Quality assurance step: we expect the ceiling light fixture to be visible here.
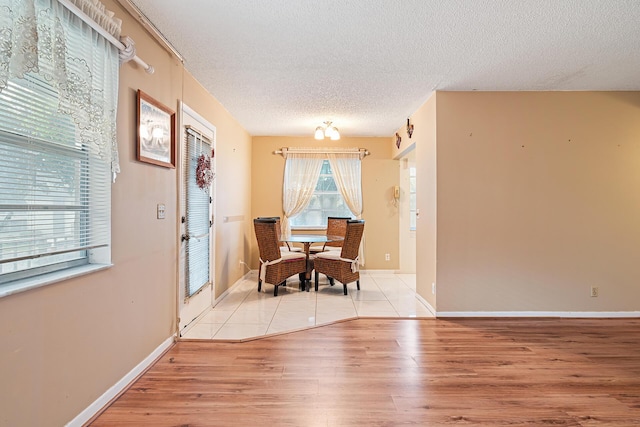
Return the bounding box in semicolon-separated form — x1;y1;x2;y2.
314;121;340;140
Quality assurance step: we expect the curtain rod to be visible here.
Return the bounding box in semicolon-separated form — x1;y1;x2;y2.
274;148;370;157
58;0;154;74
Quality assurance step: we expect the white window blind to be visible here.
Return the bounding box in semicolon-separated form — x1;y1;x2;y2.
184;129;212;297
0;0;119;287
0;74;111;284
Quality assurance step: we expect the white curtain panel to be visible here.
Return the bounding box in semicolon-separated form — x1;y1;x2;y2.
282;153;324;236
328;153;365;266
0;0;121;179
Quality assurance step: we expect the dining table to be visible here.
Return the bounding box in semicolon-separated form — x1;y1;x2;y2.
281;234;344;290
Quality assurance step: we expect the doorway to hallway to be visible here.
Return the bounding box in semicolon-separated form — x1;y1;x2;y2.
398;149;416;273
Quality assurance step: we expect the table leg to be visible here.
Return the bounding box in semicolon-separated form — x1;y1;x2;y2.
303;242;312;291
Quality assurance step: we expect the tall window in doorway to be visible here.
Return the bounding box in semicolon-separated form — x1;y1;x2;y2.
409;167;417;230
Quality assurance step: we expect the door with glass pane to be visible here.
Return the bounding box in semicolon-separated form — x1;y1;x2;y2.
178;105;216;333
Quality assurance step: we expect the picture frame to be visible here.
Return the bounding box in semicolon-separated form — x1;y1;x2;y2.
137;89;176;168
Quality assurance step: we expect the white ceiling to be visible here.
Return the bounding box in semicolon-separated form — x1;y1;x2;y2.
127;0;640;137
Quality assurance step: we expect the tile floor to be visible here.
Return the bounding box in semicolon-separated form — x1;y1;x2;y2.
181;271;433;340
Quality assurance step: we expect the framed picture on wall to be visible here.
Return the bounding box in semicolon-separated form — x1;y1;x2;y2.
136;89;176;168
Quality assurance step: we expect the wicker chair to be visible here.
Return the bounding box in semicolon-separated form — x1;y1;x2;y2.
257;216;302;253
309;216;350;254
254;218;307;296
314;220;364;295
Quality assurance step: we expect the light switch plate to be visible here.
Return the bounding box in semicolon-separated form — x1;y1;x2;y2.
157;204;166;219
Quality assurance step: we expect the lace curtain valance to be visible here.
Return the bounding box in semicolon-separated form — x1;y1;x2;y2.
0;0;121;180
65;0;122;38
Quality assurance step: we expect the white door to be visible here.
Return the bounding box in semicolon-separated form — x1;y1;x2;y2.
178;104;216;334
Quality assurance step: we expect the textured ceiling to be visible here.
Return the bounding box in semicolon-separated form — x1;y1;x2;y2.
127;0;640;137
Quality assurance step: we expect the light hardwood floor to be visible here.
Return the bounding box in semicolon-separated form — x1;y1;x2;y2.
91;318;640;426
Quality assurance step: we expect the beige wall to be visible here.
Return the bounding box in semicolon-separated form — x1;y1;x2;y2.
434;91;640;313
251;136;399;270
413;94;438;309
393;94;437;308
0;1;252;425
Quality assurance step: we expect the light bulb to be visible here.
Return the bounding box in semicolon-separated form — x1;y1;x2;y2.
314;126;325;140
324;125;334;139
330;127;340;140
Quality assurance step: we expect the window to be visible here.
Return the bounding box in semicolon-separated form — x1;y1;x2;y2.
290;160;353;228
0;76;111;286
0;1;120;289
409;167;417;230
184;129;213;298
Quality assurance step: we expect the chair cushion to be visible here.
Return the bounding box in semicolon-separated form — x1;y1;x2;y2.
315;250;359;273
280;251;306;261
315;251;342;260
310;245;341;253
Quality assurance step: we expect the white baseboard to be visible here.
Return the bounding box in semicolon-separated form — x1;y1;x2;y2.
211;284;234;307
66;335;175;427
415;293;436;317
436;311;640;318
212;270;257;307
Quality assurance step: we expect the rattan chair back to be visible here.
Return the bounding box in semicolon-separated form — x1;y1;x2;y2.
325;216;350;247
257;216;282;242
340;220;364;260
257;216;300;252
254;218;282;262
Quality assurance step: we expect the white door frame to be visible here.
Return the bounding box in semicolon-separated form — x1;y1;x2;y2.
177;102;216;333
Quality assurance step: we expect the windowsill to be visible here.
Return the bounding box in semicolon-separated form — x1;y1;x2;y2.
0;263;113;299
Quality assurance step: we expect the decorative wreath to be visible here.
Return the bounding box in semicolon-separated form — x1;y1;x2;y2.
195;149;215;191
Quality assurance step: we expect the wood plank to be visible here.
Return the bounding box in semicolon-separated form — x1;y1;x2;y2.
90;318;640;426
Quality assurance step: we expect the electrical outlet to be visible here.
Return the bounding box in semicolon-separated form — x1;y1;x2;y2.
432;283;436;294
590;286;599;297
156;203;165;219
385;253;390;261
